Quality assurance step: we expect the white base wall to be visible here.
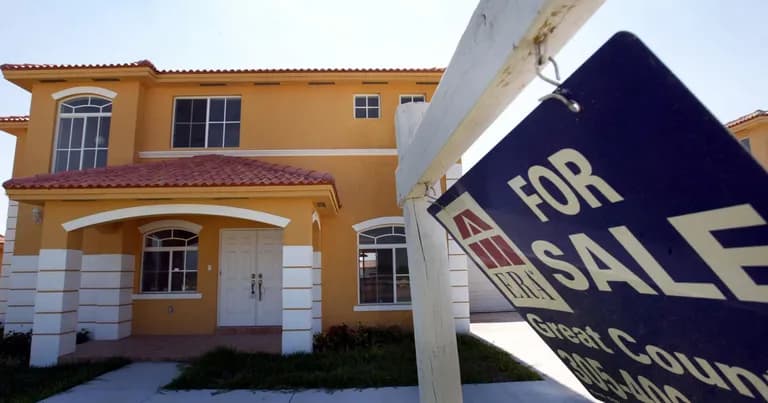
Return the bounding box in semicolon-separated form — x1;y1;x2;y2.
312;251;322;334
78;254;134;340
0;201;19;324
282;245;313;354
4;254;38;335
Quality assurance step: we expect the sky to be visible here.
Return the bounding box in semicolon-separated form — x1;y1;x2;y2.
0;0;766;234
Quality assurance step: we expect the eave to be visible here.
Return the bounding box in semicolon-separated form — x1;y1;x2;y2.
5;184;341;214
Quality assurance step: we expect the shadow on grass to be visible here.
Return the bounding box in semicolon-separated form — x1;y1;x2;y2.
0;357;130;403
167;334;540;390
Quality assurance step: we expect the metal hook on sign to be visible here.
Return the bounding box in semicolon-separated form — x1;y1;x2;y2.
535;43;581;113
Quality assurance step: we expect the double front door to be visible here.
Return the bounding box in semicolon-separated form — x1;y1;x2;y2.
218;229;282;326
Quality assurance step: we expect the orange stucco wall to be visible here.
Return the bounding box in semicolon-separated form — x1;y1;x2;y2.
3;71;442;335
731;118;768;170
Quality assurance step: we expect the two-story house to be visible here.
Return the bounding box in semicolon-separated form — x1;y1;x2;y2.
0;61;478;366
727;109;768;169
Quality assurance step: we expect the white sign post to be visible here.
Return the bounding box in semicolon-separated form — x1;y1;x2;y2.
395;1;603;402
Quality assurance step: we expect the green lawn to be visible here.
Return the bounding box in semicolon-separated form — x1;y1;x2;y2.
167;334;540;390
0;357;130;403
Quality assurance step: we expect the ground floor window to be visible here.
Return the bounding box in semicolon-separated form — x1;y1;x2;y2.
358;225;411;304
141;229;199;292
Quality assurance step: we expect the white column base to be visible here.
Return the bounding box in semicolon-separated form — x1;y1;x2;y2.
30;332;76;367
282;246;313;354
312;252;322;334
78;254;134;340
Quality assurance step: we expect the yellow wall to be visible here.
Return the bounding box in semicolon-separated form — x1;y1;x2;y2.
731;118;768;169
4;71;440;334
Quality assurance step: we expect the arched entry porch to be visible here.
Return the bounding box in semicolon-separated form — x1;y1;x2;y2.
25;200;318;366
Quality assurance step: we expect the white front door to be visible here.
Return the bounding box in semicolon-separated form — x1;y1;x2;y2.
219;229;283;326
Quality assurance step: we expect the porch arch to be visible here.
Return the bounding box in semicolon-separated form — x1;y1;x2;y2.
62;204;291;231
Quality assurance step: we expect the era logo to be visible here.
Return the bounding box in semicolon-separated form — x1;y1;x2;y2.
453;209;524;268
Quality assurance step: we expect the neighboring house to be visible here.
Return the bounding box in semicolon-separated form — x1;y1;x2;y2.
727;109;768;169
0;61;482;366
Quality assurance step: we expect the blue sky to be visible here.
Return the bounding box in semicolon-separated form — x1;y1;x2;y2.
0;0;766;233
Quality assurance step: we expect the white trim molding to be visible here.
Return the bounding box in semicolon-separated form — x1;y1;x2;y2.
138;148;398;159
52;86;118;100
352;216;405;232
132;293;202;300
354;304;412;312
62;204;291;231
139;219;202;234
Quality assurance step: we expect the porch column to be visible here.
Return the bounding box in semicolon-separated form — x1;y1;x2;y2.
0;200;17;323
5;202;40;335
79;224;133;340
445;163;470;333
311;216;322;334
30;214;82;367
281;210;314;354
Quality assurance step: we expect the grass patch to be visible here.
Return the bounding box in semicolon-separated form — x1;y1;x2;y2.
0;328;130;403
0;357;130;403
167;329;540;390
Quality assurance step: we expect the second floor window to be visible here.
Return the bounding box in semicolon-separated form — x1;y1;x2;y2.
173;97;241;148
53;96;112;173
400;94;425;104
354;95;380;119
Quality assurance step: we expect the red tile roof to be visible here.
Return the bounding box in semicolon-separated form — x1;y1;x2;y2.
726;109;768;128
1;60;443;74
3;155;336;191
0;115;29;123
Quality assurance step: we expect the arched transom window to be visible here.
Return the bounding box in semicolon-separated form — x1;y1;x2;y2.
53;96;111;173
141;229;199;293
358;225;410;304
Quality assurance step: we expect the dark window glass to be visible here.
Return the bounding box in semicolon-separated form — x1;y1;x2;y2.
186;250;198;270
393;226;405;235
191;99;207;123
396;276;411;302
355;96;366;107
184;272;197;291
54;151;68;173
395;248;408;274
175;100;192;123
84;117;99;147
153;230;173;239
355;108;366;118
103;104;112;113
68;150;81;171
368;96;379;107
224;123;240;147
60;105;73;113
173;124;190;147
83;150;96;168
414;96;425;102
97;117;110;146
359;236;375;245
378;235;405;244
187;236;199;246
71;118;84;148
225;98;241;121
160;238;187;247
208;123;224;147
368;108;379;119
90;97;109;106
190;124;206;147
57;118;72;148
362;226;393;238
68;97;89;107
209;99;225;121
96;150;108;168
75;105;100;113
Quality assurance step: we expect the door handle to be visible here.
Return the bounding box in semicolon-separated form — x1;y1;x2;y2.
258;273;263;301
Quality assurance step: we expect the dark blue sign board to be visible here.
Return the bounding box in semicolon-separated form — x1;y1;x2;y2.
429;32;768;402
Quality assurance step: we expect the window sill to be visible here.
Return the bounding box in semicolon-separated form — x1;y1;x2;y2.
353;304;412;312
132;293;202;300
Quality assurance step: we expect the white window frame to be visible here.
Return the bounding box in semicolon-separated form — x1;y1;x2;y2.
399;94;426;104
51;95;112;173
139;229;200;294
355;223;411;307
739;137;751;153
353;94;381;119
171;96;241;148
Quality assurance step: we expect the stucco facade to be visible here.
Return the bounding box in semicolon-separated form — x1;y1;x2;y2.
0;62;474;366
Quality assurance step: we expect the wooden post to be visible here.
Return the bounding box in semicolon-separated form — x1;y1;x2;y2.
397;103;463;403
395;1;603;402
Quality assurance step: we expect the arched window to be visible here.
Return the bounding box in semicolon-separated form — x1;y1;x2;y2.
141;229;199;293
357;225;410;304
53;96;111;173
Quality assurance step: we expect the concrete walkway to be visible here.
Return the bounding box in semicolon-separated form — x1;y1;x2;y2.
44;361;588;403
44;312;594;402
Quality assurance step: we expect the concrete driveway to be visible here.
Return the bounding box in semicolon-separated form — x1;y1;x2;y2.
471;311;598;402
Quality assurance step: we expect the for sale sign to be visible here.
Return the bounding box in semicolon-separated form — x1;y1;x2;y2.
429;32;768;402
